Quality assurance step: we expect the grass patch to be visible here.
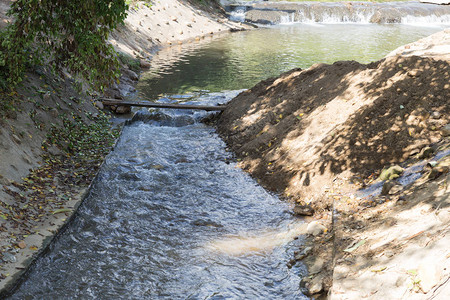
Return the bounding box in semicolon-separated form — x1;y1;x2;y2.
117;52;141;73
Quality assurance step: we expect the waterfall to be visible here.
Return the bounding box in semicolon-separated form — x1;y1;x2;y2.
229;6;247;23
226;2;450;25
280;12;295;24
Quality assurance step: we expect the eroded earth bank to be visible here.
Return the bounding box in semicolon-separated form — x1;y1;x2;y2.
217;29;450;298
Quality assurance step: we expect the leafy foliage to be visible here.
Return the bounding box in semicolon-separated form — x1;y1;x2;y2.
0;0;128;89
44;112;120;162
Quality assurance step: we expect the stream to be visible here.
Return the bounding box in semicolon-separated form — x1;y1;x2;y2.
9;10;448;300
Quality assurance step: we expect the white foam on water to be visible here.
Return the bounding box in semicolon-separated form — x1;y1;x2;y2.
401;14;450;26
229;6;247;23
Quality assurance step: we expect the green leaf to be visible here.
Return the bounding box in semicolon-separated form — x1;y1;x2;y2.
52;208;72;214
343;240;366;253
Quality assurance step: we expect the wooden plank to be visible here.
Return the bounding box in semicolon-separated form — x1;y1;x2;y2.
101;98;226;111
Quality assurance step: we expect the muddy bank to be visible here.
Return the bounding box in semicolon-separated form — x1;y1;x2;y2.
217;29;450;297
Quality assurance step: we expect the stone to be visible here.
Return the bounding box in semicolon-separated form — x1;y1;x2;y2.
286;259;296;269
428;166;449;180
103;87;122;100
431;111;441;119
122;69;139;81
175;157;189;164
309;258;324;275
417;146;434;159
379;165;404;181
307;221;327;236
94;101;104;110
118;83;136;97
303;246;312;255
308;276;324;295
389;184;403;195
18;241;26;249
381;180;396;195
301;276;323;296
294;246;312;261
441;124;450;137
409;148;420;156
334;265;351;280
2;252;16;263
293;204;314;216
115;105;131;114
396;196;407;205
140;59;151;69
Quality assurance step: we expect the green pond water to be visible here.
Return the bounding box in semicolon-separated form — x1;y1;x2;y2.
137;23;445;99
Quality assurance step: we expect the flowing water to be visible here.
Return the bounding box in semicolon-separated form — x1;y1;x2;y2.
11;92;307;299
9;15;448;300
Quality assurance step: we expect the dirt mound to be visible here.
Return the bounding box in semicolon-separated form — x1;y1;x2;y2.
218;55;450;210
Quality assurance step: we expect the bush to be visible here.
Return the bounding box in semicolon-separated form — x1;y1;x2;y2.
0;0;128;90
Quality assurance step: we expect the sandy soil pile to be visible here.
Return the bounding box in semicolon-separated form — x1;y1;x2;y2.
218;30;450;298
218;50;449;211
